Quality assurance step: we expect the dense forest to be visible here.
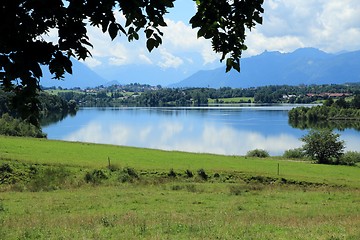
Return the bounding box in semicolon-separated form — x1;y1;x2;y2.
0;90;78;137
0;90;77;119
289;95;360;130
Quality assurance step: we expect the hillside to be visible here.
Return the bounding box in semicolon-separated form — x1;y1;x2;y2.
40;59;107;89
170;48;360;88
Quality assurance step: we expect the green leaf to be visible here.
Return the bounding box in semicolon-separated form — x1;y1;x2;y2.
225;58;233;73
63;57;73;75
232;61;240;72
31;63;42;78
146;38;157;52
197;27;207;38
108;22;118;40
145;29;154;39
118;24;127;35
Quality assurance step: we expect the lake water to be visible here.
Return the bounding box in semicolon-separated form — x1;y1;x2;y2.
42;105;360;156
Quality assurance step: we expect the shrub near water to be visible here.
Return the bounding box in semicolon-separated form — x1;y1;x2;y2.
0;113;46;138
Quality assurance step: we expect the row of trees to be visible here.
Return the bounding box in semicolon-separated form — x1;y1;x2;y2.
56;83;360;107
289;95;360;127
288;95;360;132
254;84;360;103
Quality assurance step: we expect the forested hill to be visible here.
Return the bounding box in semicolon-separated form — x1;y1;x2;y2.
170;48;360;88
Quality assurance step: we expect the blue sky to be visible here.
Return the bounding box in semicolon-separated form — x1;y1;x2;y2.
46;0;360;85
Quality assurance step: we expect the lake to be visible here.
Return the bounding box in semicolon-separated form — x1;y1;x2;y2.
42;105;360;156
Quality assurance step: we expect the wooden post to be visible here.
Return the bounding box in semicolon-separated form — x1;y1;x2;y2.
108;157;111;168
277;163;280;176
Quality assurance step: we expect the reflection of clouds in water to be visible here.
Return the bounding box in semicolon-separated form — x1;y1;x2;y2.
108;125;131;145
160;121;184;142
341;133;360;152
139;126;153;142
65;122;104;143
65;121;303;156
165;125;301;156
65;122;130;145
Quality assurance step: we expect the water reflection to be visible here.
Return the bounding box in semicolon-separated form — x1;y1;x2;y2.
64;120;301;156
43;107;360;156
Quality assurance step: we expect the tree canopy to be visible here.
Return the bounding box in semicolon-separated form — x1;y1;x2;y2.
0;0;264;125
301;129;345;165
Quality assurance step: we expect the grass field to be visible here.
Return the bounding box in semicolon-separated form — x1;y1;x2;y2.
45;89;84;95
1;136;359;239
208;97;254;104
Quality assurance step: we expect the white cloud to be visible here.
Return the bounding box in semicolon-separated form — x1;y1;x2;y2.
245;0;360;55
138;54;153;64
162;19;218;65
109;57;127;66
245;31;304;56
82;57;102;68
201;46;221;65
157;49;184;69
162;19;201;49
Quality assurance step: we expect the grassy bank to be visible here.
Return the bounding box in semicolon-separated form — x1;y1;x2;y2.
0;136;359;239
1;136;359;187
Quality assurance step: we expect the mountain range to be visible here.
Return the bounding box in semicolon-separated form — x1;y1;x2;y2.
39;48;360;89
170;48;360;88
40;60;107;89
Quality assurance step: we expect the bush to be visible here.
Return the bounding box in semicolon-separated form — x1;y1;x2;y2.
107;164;120;172
0;113;46;138
246;149;270;158
213;173;220;178
338;151;360;166
118;167;139;183
185;169;193;178
29;166;70;191
85;169;108;184
301;129;345;164
168;168;176;178
283;148;305;159
197;169;208;181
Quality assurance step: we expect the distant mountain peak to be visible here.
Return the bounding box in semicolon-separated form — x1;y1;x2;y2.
290;47;330;58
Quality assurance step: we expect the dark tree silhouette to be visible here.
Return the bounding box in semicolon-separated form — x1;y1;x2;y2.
0;0;264;125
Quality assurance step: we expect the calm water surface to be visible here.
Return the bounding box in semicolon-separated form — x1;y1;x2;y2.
42;105;360;156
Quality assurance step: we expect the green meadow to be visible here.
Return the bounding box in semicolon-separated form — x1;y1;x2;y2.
208;97;254;103
0;136;359;239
